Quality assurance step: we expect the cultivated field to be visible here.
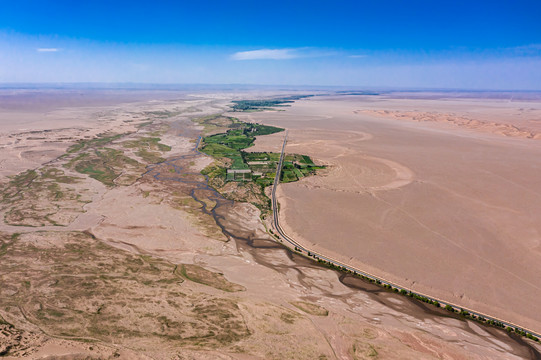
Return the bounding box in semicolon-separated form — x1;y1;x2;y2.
197;114;324;214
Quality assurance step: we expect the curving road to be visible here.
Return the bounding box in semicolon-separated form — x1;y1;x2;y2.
270;131;541;341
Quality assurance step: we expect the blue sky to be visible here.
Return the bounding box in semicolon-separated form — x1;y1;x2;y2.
1;0;540;89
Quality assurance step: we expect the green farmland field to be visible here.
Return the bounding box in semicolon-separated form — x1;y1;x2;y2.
197;111;323;213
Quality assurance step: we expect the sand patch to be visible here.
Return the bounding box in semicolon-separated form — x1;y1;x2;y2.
245;96;541;334
358;109;541;139
299;154;414;193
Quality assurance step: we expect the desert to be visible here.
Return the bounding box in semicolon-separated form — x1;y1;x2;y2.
240;92;541;336
0;89;540;359
3;0;541;358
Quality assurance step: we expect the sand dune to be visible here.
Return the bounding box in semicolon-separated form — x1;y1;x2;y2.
358;109;541;139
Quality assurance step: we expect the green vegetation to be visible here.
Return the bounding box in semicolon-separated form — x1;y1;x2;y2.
367;344;378;357
71;148;143;186
280;312;296;324
193;114;242;134
0;231;251;348
143;110;184;118
199;121;319;184
201;122;283;157
336;91;380;96
122;136;171;163
198;115;323;214
64;133;171;187
0;233;18;257
199;121;283;188
0;314;10;326
290;301;329;316
136;121;152;128
231;95;313;112
135;148;166;163
176;264;245;292
0;168;84;227
67;133;125;154
2;169;38;194
201;163;227;179
40;167;78;183
279;156;324;184
123;136;171;152
351;342;378;359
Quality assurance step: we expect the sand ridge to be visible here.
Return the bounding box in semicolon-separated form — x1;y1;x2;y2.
357;109;541;139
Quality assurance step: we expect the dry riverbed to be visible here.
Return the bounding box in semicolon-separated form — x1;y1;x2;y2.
0;89;539;359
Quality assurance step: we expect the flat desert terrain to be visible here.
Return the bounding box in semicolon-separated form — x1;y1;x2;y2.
1;89;540;359
240;92;541;336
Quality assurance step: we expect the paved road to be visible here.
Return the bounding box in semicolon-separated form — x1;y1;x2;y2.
270;131;540;341
271;131;288;239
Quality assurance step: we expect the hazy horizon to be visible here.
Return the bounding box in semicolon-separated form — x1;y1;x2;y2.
1;1;540;90
2;82;541;94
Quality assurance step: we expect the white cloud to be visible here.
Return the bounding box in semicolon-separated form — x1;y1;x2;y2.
231;48;299;60
230;48;340;61
349;54;368;58
36;48;59;52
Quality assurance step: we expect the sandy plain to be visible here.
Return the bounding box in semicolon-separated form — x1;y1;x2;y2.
239;93;541;337
0;89;540;359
